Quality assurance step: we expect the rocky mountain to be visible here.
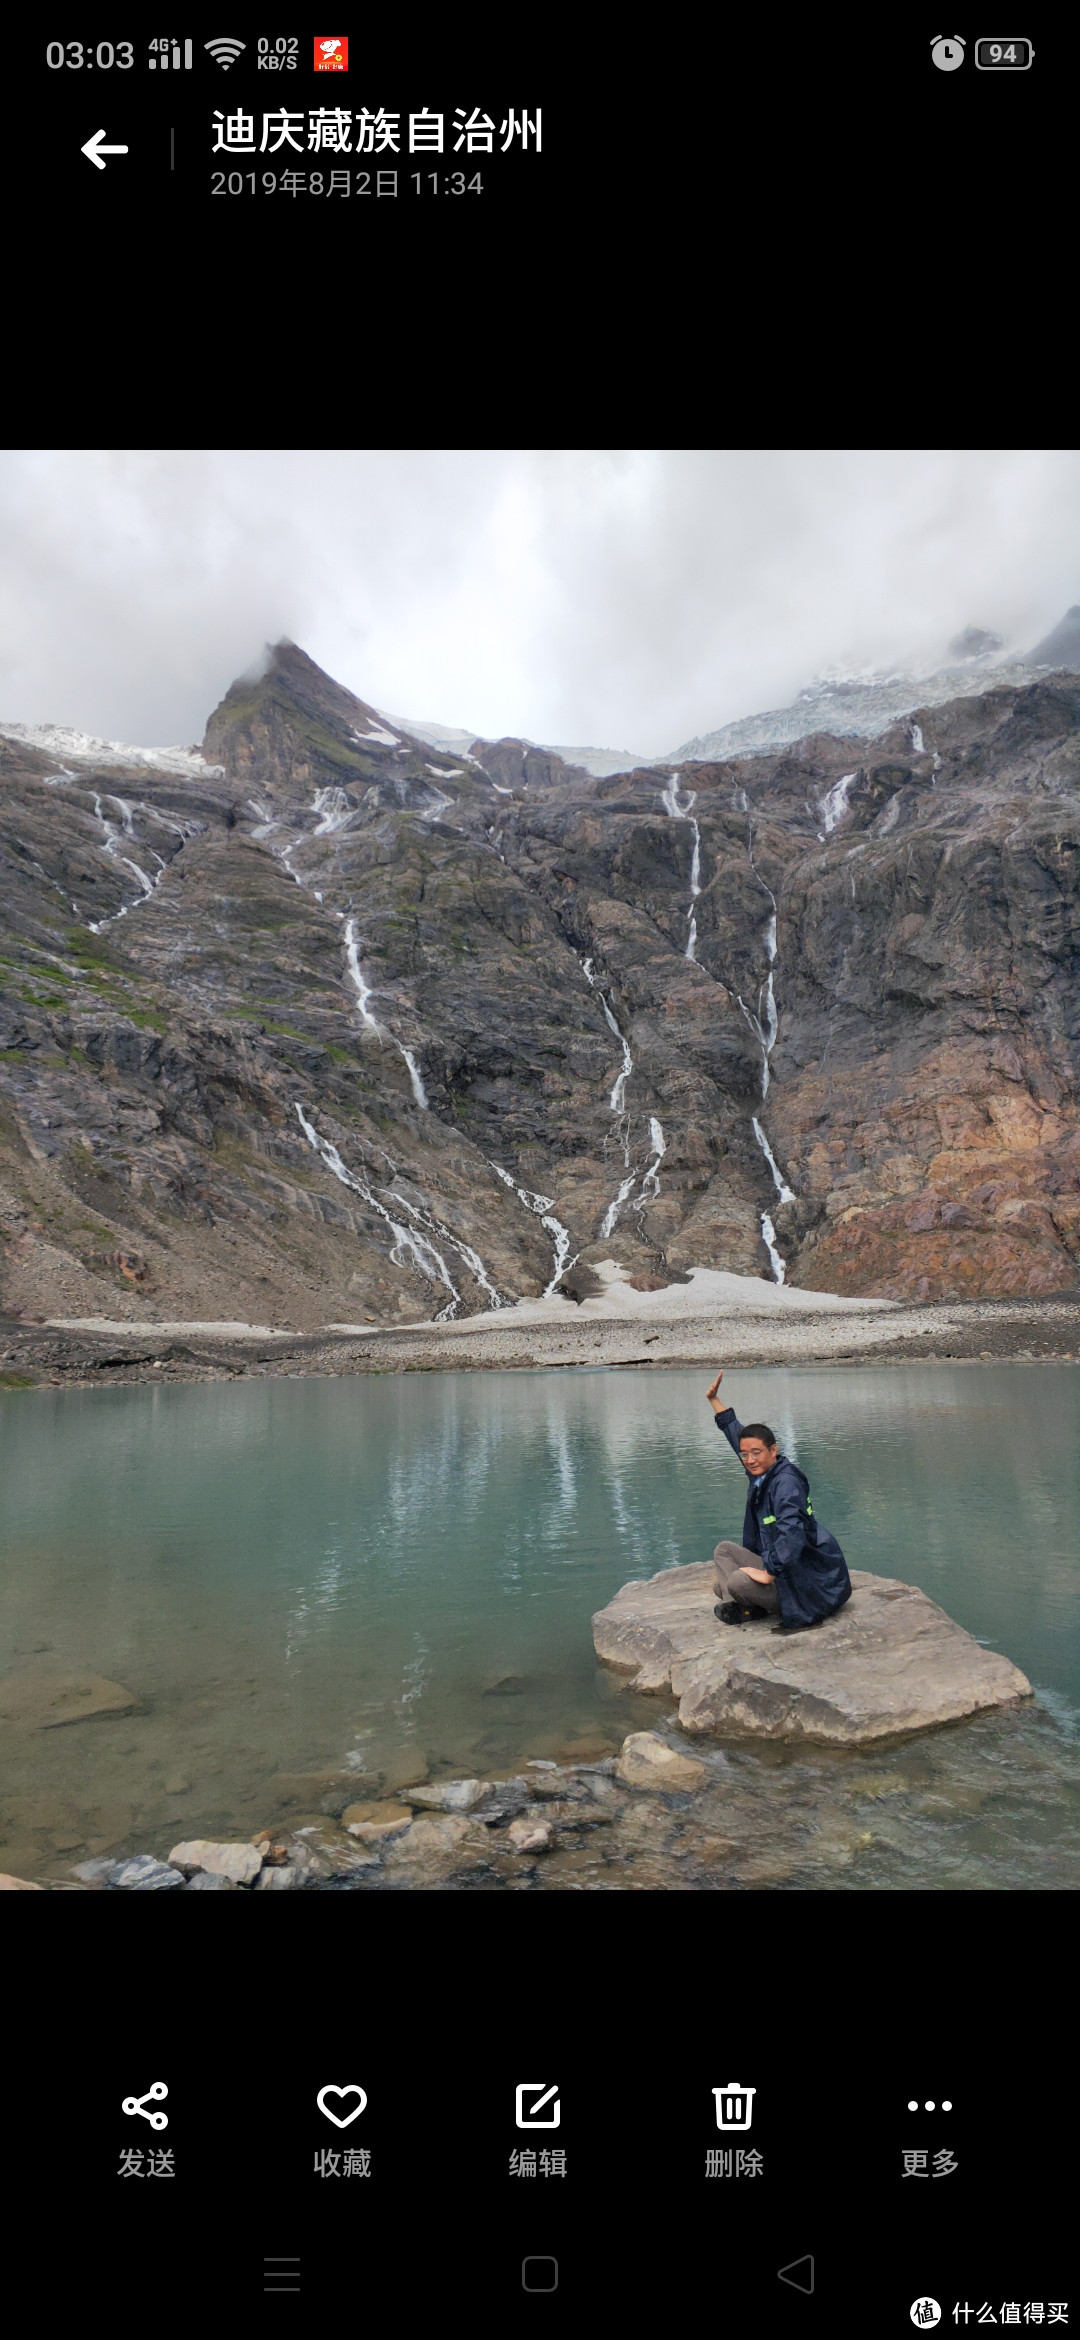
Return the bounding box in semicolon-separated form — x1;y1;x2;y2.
665;608;1080;766
1;636;1079;1329
376;710;648;781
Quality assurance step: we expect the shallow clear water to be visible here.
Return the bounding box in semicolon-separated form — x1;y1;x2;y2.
2;1362;1079;1888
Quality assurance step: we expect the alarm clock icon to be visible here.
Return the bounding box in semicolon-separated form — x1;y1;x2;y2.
931;34;966;69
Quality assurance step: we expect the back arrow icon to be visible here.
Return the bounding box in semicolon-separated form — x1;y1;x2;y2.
82;129;129;169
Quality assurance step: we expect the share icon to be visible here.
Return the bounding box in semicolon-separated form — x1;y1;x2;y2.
122;2082;169;2131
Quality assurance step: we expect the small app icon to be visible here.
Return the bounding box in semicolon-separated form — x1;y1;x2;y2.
317;2083;367;2129
713;2081;755;2132
314;36;348;70
122;2082;169;2130
910;2303;942;2329
516;2082;560;2130
930;35;965;70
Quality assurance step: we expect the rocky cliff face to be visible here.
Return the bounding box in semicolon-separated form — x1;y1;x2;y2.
2;640;1078;1328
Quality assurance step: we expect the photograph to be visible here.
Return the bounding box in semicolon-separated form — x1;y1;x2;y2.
3;449;1078;1914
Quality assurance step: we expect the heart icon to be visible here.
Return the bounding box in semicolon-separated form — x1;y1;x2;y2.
317;2083;367;2129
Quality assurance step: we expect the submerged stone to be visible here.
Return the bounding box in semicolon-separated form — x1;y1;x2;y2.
384;1815;476;1863
615;1731;707;1790
508;1817;553;1852
593;1564;1033;1746
405;1778;489;1812
0;1655;140;1729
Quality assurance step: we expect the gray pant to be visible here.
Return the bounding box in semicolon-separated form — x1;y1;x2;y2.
713;1540;780;1616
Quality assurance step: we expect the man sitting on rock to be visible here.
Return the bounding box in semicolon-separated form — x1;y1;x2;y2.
706;1372;852;1637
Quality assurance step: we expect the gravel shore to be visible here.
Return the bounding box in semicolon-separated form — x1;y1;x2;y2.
4;1267;1079;1387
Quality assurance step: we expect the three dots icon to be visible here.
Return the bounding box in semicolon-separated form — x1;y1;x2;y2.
907;2099;952;2112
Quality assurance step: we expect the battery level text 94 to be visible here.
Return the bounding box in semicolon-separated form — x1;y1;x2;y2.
974;38;1034;67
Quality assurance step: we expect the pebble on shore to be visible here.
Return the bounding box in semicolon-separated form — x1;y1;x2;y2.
48;1744;702;1889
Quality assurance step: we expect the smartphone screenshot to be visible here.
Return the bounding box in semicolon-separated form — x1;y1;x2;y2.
1;36;1075;2295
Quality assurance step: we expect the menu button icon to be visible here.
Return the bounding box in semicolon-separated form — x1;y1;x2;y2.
263;2258;301;2296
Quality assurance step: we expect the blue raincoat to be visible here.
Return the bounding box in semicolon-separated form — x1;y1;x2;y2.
715;1407;851;1628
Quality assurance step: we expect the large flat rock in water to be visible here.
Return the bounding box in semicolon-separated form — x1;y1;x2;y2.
0;1654;141;1729
592;1565;1032;1745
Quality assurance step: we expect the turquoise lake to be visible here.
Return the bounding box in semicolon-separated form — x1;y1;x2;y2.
2;1361;1079;1888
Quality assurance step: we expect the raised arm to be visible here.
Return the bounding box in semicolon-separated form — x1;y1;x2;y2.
706;1372;744;1460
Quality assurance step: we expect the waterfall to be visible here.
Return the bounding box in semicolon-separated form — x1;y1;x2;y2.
736;995;771;1100
343;916;428;1107
582;953;642;1215
295;1104;459;1319
582;957;633;1114
399;1049;429;1111
541;1215;577;1297
600;1173;637;1240
752;1117;795;1204
343;918;383;1038
761;1213;786;1284
731;796;790;1284
489;1160;574;1297
85;792;166;931
910;724;924;754
489;1161;555;1214
761;968;778;1055
296;1104;506;1316
387;1178;502;1308
819;773;857;835
661;774;701;960
641;1116;666;1199
311;786;354;835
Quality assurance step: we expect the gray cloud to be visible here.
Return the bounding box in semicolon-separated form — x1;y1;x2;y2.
1;449;1077;754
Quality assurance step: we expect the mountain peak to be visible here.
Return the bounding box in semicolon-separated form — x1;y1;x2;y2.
1023;606;1080;669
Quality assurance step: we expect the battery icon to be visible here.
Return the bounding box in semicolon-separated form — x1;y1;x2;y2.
974;37;1034;66
149;39;193;69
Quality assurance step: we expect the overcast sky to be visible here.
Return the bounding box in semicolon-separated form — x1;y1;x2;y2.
2;450;1077;756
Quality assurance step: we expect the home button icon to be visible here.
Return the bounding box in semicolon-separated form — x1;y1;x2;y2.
522;2257;558;2292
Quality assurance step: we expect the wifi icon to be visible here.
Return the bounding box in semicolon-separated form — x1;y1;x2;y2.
205;36;246;69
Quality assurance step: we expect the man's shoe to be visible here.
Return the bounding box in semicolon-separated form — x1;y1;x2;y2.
715;1602;746;1624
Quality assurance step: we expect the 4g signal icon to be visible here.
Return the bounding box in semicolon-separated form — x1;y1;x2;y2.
148;39;192;69
205;36;246;69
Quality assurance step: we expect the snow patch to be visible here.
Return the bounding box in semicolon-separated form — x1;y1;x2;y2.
351;722;401;749
0;721;224;778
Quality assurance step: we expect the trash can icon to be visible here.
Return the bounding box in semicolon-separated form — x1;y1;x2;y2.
713;2081;755;2132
